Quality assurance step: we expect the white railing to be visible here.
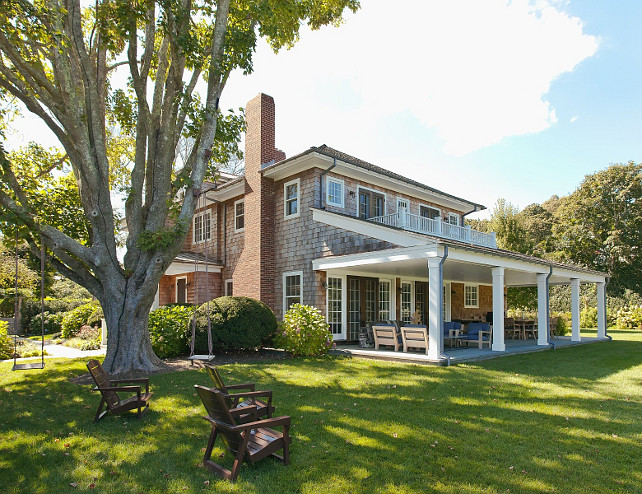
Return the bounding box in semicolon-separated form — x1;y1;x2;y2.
369;210;497;248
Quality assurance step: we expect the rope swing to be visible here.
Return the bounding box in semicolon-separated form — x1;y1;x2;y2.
189;187;214;365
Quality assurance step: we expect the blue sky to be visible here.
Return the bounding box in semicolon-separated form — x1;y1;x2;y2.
219;0;642;219
9;1;641;220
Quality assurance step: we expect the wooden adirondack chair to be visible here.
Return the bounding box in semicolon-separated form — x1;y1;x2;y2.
204;364;274;418
195;385;291;481
86;359;153;422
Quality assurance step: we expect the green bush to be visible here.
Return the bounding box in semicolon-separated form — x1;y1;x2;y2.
19;298;90;330
61;302;99;339
86;306;104;328
580;307;598;329
193;296;277;352
28;311;65;335
615;306;642;329
148;305;195;358
276;304;333;357
0;320;13;359
552;311;570;336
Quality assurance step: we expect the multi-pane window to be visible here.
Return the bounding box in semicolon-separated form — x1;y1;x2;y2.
193;211;211;244
464;284;479;308
327;177;344;207
327;277;343;336
284;272;302;313
234;199;245;231
378;280;391;320
364;279;377;323
401;282;412;323
420;205;440;220
359;189;385;219
448;213;460;225
284;179;300;218
348;278;360;340
225;280;233;296
397;198;409;212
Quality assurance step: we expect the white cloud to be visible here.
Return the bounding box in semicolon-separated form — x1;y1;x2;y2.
221;0;599;156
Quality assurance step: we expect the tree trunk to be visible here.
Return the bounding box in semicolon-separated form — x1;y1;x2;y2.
100;281;162;376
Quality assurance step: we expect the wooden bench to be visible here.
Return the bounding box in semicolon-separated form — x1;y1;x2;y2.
401;325;429;354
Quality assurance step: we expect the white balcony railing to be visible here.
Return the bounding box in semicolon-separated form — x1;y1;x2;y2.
369;210;497;248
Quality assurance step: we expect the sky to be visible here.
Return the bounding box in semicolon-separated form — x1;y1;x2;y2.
9;0;642;220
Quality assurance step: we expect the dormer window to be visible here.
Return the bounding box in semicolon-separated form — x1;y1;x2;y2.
193;210;211;244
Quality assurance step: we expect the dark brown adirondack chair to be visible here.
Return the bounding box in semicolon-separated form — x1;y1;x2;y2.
195;385;291;482
204;364;274;419
86;359;153;422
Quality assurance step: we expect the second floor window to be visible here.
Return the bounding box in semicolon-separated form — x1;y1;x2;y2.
447;213;460;225
420;205;440;220
235;199;245;232
284;178;300;218
193;211;211;244
359;189;385;219
326;177;344;207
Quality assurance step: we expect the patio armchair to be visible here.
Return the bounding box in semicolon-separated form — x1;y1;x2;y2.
372;323;401;351
524;320;537;339
504;317;519;339
400;324;429;354
461;322;492;349
443;321;462;347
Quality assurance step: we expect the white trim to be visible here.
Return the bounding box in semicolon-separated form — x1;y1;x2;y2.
444;282;451;322
225;279;233;296
284;178;301;219
464;283;479;308
357;185;387;218
400;279;414;322
326;176;345;208
448;212;460;226
326;275;347;340
192;210;212;244
283;270;304;314
175;276;188;304
234;198;245;232
377;277;396;320
397;197;409;212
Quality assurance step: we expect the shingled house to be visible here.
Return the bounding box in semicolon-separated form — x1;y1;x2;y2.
154;93;608;360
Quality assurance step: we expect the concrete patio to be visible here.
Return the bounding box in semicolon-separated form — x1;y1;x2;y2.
331;335;610;366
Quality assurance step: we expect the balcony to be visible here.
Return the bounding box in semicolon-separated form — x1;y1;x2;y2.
368;210;497;248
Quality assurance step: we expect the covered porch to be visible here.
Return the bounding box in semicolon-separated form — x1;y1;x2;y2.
312;243;609;363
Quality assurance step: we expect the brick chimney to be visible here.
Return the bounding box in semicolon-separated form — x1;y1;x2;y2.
234;93;285;310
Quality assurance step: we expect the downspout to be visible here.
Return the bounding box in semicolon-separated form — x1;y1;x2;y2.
319;158;337;209
461;205;479;221
546;265;555;349
439;245;450;365
604;276;612;341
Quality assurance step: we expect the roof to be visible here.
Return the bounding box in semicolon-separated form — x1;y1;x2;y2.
262;144;486;212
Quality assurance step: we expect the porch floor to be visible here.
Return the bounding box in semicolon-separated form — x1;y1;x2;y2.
331;336;609;366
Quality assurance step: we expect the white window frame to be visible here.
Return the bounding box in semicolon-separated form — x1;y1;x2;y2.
283;270;303;314
225;279;233;296
175;276;188;304
464;283;479;308
326;275;347;339
192;210;211;244
448;212;460;226
400;280;414;323
377;278;395;321
419;203;441;220
234;198;245;232
443;282;451;322
284;178;301;219
326;176;344;208
397;197;409;213
357;186;387;219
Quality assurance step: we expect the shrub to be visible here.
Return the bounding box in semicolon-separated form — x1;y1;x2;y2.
276;304;333;357
63;325;101;351
28;311;65;335
0;320;13;359
615;306;642;329
193;297;277;352
580;307;598;329
61;302;99;339
148;305;195;358
551;311;570;336
86;306;104;328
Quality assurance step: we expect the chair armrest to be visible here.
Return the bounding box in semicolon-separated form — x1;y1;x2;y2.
229;405;259;418
93;385;141;392
235;415;291;430
111;378;150;393
225;382;256;392
227;390;272;400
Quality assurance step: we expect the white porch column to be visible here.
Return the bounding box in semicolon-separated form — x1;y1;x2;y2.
537;273;549;346
597;281;607;338
427;257;443;360
491;267;505;352
571;278;581;341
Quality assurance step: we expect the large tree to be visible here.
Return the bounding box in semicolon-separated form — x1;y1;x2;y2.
0;0;359;374
554;161;642;295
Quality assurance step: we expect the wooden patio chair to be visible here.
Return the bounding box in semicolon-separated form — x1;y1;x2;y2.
372;323;400;351
524;321;537;339
401;325;429;354
195;385;291;482
86;359;153;422
461;322;492;349
504;317;519;339
443;321;462;347
204;364;274;419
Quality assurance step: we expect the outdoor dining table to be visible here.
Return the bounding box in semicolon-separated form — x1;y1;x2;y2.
513;319;536;339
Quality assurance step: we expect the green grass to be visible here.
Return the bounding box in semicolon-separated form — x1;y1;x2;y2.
1;330;641;493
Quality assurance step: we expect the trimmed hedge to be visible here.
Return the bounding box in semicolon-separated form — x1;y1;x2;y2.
193;296;277;353
148;305;195;358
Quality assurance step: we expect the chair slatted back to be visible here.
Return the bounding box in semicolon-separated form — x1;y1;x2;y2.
204;365;229;394
87;360;120;408
195;385;243;454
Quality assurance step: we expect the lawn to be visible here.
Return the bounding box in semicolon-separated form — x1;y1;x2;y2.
1;330;641;493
